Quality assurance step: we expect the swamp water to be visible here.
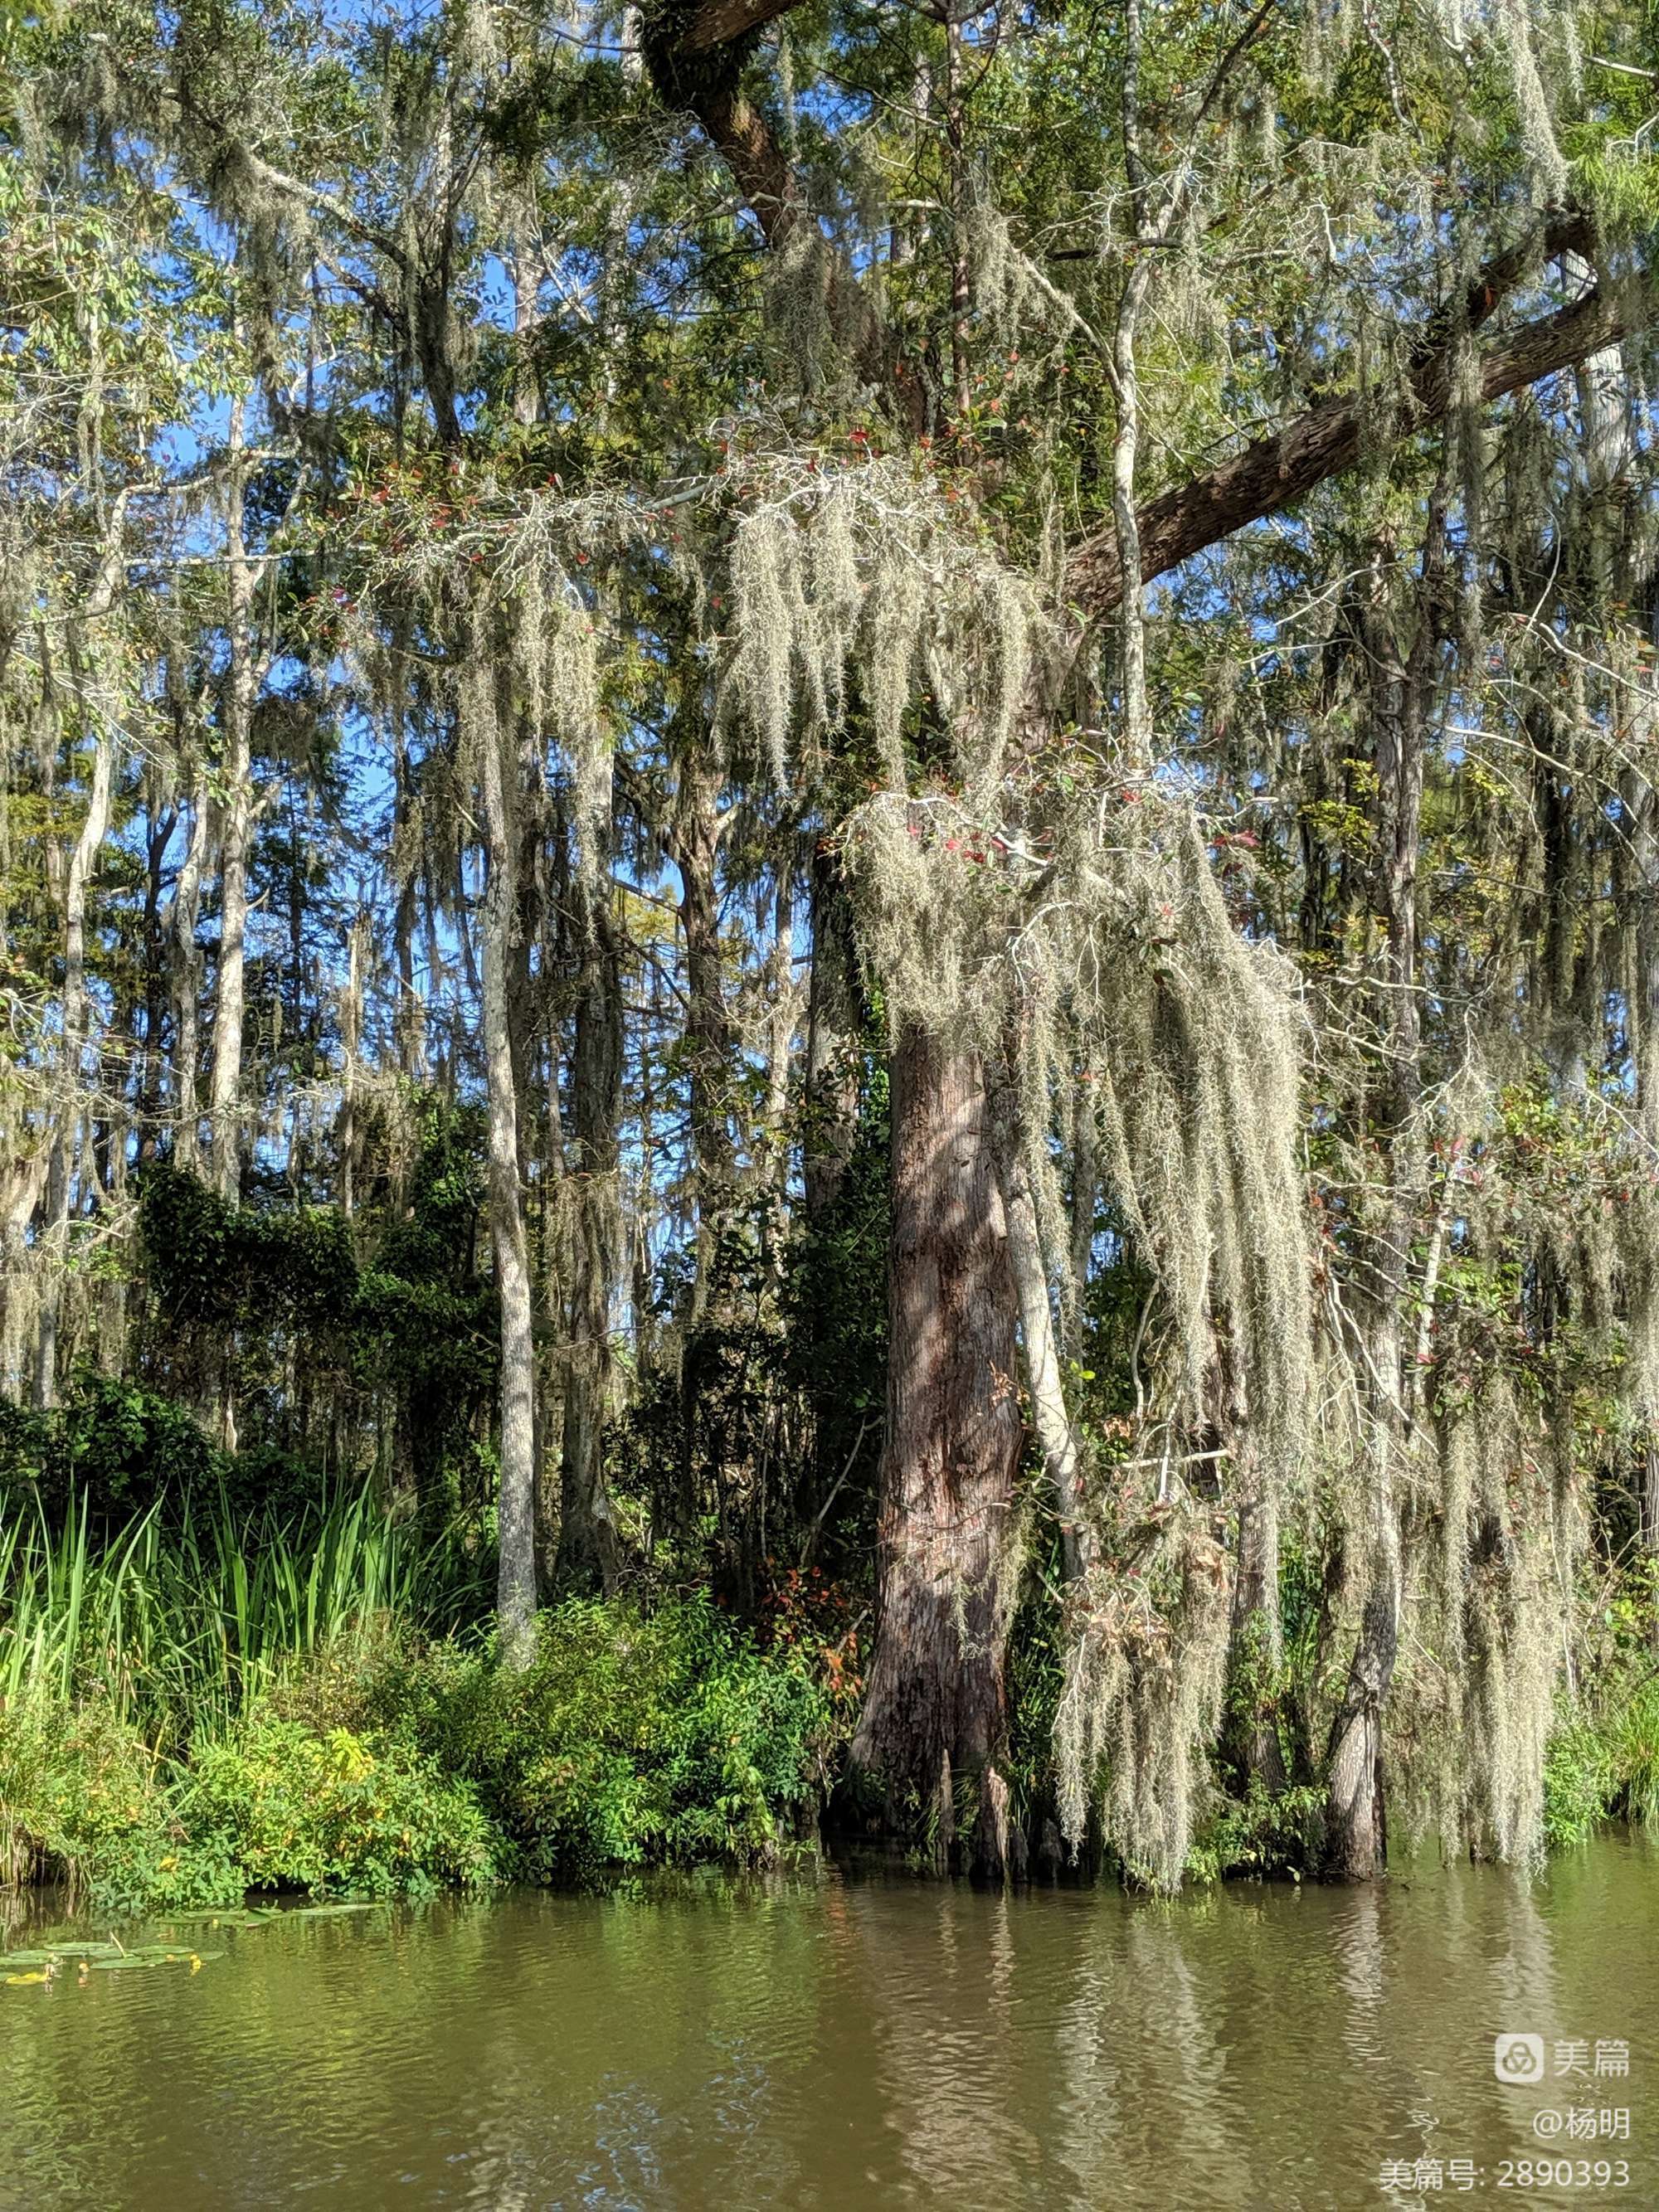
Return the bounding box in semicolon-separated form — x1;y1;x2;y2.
1;1836;1656;2210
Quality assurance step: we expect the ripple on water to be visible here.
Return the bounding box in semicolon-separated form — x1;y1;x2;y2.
1;1840;1654;2211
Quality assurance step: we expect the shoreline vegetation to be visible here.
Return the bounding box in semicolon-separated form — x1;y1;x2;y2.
0;1485;834;1913
2;1476;1656;1918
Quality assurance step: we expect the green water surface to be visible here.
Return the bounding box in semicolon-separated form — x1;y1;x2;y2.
2;1837;1656;2210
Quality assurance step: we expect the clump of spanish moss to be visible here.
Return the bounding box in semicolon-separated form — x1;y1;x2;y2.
721;454;1039;791
843;784;1313;1468
1053;1508;1233;1889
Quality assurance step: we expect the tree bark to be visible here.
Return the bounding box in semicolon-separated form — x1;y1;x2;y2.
849;1032;1025;1877
802;843;862;1224
1071;215;1637;615
137;793;176;1159
1220;1329;1288;1798
35;726;114;1407
557;885;624;1592
209;406;255;1202
35;493;129;1404
471;649;539;1665
165;756;209;1173
1322;505;1439;1875
667;734;737;1291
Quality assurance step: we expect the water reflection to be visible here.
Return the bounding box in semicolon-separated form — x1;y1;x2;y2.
0;1839;1652;2210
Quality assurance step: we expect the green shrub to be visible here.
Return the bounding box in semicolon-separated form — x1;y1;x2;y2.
1545;1670;1659;1845
1543;1715;1614;1849
0;1694;170;1900
1186;1780;1326;1884
374;1595;830;1884
182;1714;499;1898
0;1691;501;1910
2;1495;830;1910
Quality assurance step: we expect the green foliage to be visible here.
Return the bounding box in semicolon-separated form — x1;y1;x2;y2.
626;1192;810;1600
1544;1555;1659;1848
371;1595;830;1885
129;1107;499;1531
140;1164;358;1335
1544;1675;1659;1848
1;1496;825;1910
0;1487;482;1733
0;1693;497;1910
181;1715;499;1899
783;1057;889;1576
1005;1578;1065;1837
1185;1782;1326;1886
0;1694;172;1902
0;1369;320;1523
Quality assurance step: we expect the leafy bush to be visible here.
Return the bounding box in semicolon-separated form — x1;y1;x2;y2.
374;1595;830;1884
1186;1781;1326;1884
0;1371;331;1525
1;1489;832;1911
0;1694;169;1900
1545;1670;1659;1846
182;1714;499;1898
0;1694;499;1909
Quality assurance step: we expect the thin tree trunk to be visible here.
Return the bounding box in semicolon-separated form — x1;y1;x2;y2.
137;796;176;1159
1065;1082;1097;1362
35;727;114;1407
36;491;129;1404
1219;1326;1288;1798
1323;500;1440;1875
209;405;255;1201
471;649;539;1665
557;886;624;1592
668;734;737;1299
172;772;210;1166
986;1051;1090;1582
338;912;366;1218
802;842;862;1224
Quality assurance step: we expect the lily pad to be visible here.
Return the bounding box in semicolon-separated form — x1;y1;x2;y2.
85;1947;221;1972
158;1911;281;1932
0;1942;126;1967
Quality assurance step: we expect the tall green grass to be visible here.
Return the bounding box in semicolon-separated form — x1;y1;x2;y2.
0;1488;486;1742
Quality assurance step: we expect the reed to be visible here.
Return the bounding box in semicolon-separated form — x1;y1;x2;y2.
0;1487;484;1740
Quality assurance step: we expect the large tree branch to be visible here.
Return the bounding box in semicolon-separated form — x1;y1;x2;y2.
693;81;803;250
681;0;808;51
1073;236;1647;615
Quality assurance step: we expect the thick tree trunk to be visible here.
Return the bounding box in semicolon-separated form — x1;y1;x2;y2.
1324;1573;1398;1877
849;1032;1024;1878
